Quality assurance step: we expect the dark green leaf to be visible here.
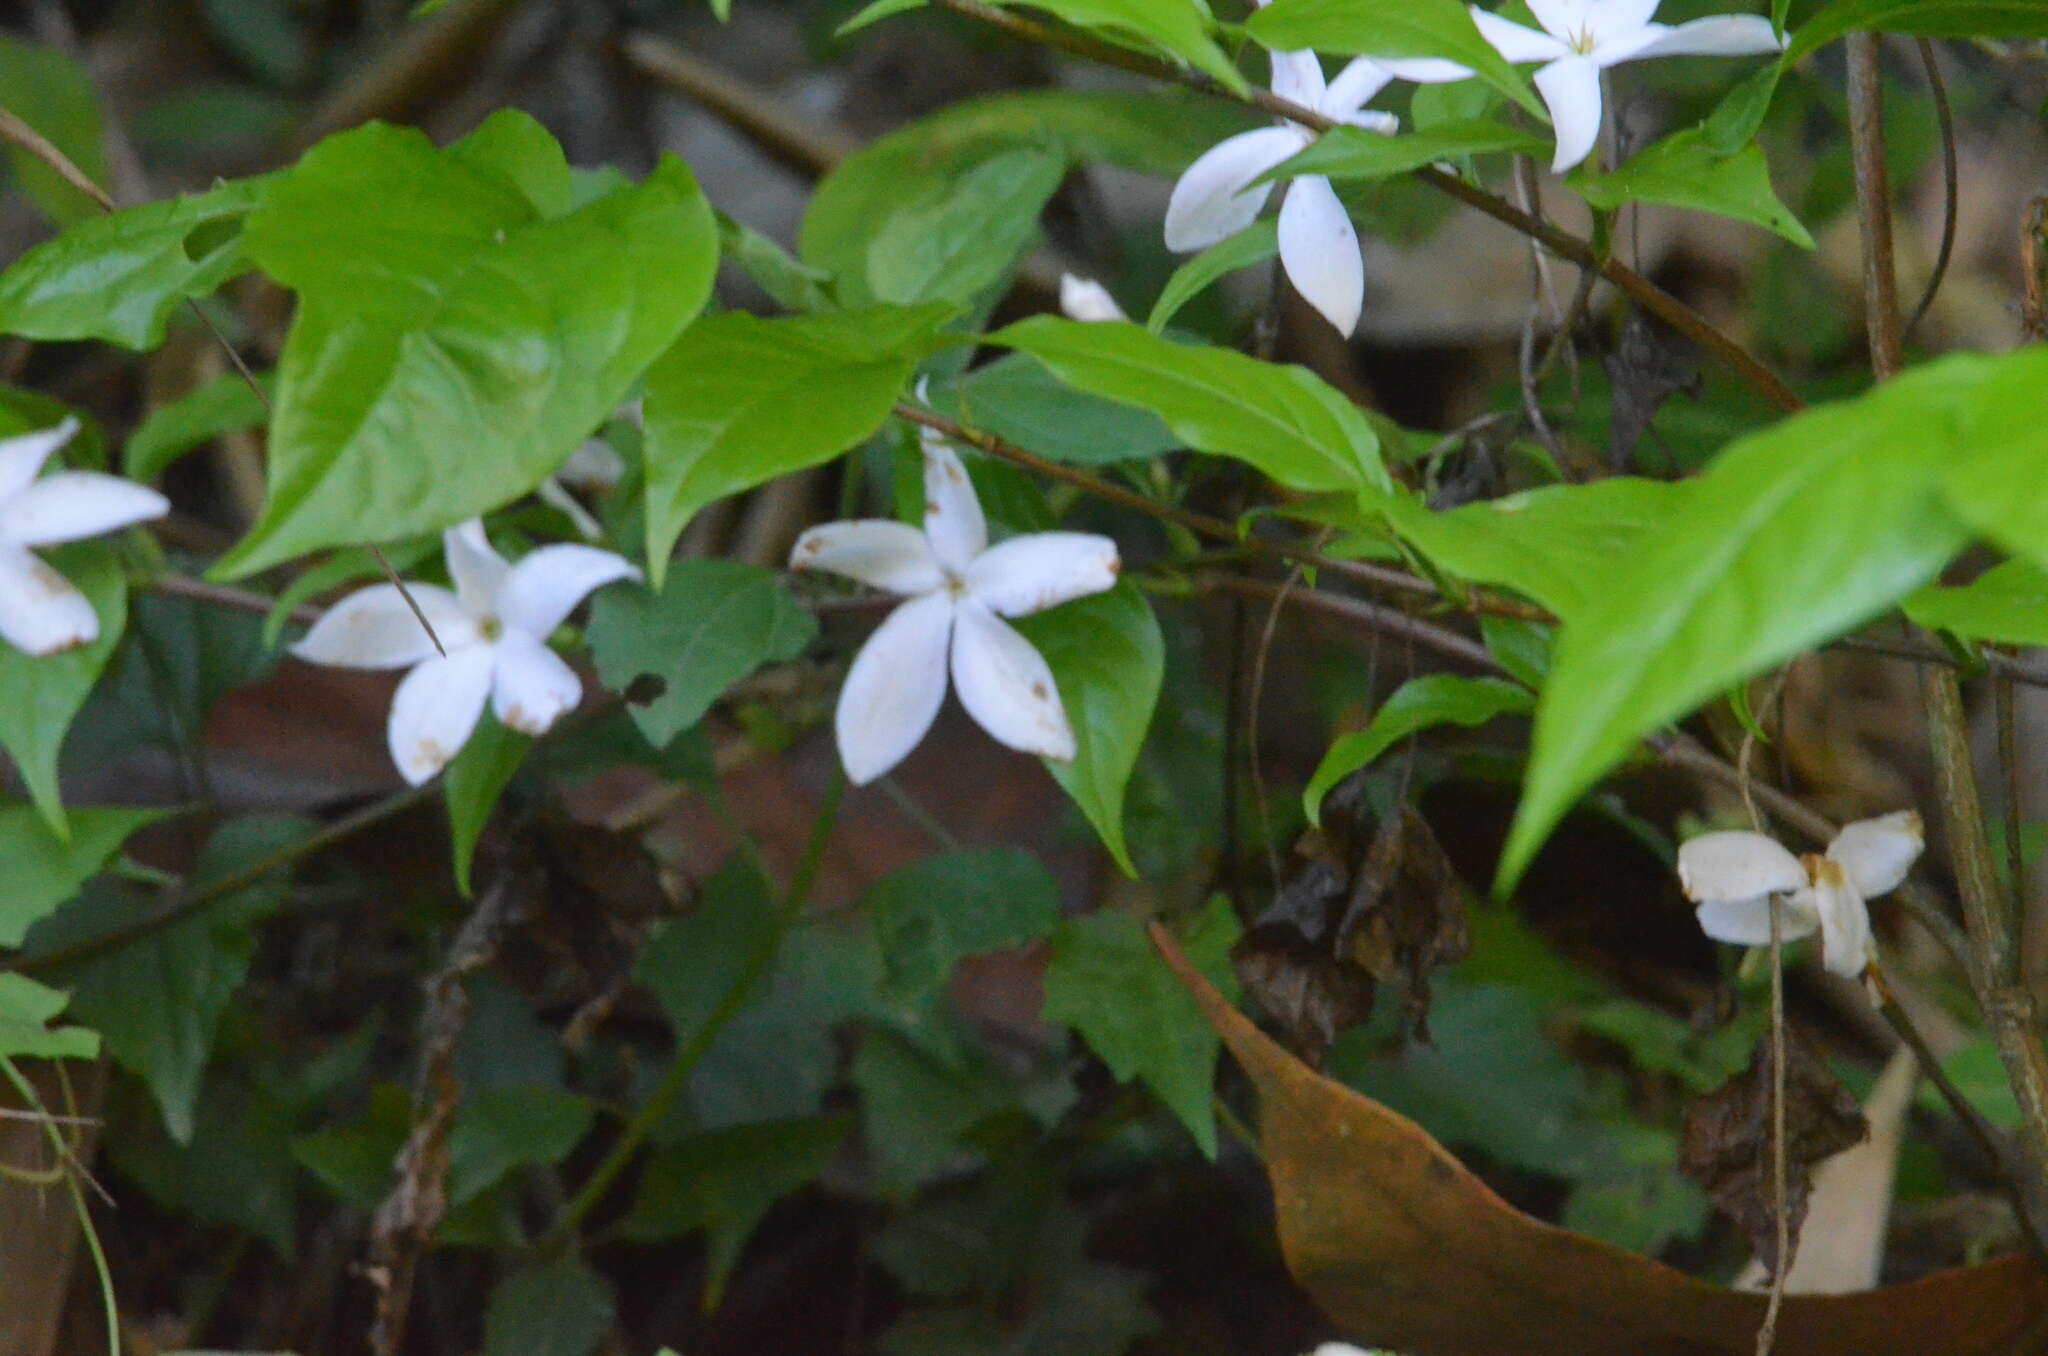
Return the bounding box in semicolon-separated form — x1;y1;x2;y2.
1572;129;1812;247
1902;559;2048;647
108;1059;301;1253
448;1085;594;1203
852;1023;1020;1194
126;370;271;484
1012;582;1164;877
865;848;1061;999
586;559;817;746
1146;218;1278;334
444;712;531;896
0;973;99;1061
636;857;776;1044
1787;0;2048;60
0;543;127;835
0;175;268;350
935;353;1180;466
483;1256;616;1356
1245;0;1546;121
0;804;168;946
1303;676;1533;826
991;316;1389;494
1040;897;1240;1156
0;37;110;225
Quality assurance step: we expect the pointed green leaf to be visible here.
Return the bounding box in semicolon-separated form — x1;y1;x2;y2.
448;1085;594;1204
865;849;1061;999
1903;560;2048;647
930;353;1180;465
1303;676;1533;826
1788;0;2048;61
991;0;1245;93
1261;120;1547;186
483;1256;615;1356
1147;217;1278;333
444;712;531;897
1571;129;1812;248
126;370;271;484
0;543;127;836
1245;0;1546;121
0;804;169;946
0;973;99;1061
868;147;1066;306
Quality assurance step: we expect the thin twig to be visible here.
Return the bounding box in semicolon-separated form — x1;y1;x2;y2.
1198;573;1497;673
1755;894;1789;1356
0;104;115;210
1902;39;1959;343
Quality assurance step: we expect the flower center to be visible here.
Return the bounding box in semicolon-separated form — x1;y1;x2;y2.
479;615;503;642
944;572;969;600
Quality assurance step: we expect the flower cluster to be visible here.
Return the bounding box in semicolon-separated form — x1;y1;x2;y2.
1676;811;1923;978
1162;1;1785;333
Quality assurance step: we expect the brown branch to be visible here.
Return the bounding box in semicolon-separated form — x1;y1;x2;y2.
618;31;858;176
0;104;114;211
926;0;1803;413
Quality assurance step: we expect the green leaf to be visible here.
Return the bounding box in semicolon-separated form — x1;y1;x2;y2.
0;543;127;835
0;973;99;1061
1040;897;1240;1156
586;559;817;746
1787;0;2048;60
23;815;314;1140
990;0;1245;93
1302;676;1533;826
931;353;1180;465
0;804;168;946
837;0;928;35
852;1023;1020;1194
1245;0;1546;122
1931;348;2048;570
1500;366;1976;893
448;1085;595;1203
717;211;834;313
991;316;1389;494
483;1255;615;1356
126;370;272;484
622;1115;849;1306
1147;217;1278;333
216;126;715;578
636;857;776;1043
1261;120;1547;186
1571;129;1812;248
868;147;1066;305
1012;582;1164;877
0;37;110;225
640;305;951;587
1703;60;1786;154
448;108;574;217
0;175;269;350
1903;559;2048;647
444;712;531;896
865;848;1061;999
109;1057;303;1254
1388;478;1692;622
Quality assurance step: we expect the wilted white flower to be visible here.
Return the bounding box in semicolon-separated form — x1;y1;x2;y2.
1164;48;1471;336
1677;811;1924;978
0;417;168;656
790;425;1119;784
1471;0;1785;172
292;520;639;784
1059;273;1129;323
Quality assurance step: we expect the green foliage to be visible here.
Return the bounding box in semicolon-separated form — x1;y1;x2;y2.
853;1022;1023;1194
930;354;1180;466
448;1085;595;1203
1571;130;1814;247
623;1115;849;1305
125;371;272;484
637;857;778;1044
985;0;1244;92
1303;676;1533;826
443;713;531;896
0;37;110;225
0;544;128;835
216;119;716;577
1146;218;1278;333
639;305;951;586
483;1255;616;1356
1013;582;1165;876
992;317;1390;494
1245;0;1547;120
867;147;1066;305
586;559;817;746
865;848;1062;999
0;175;270;350
1267;121;1547;186
1787;0;2048;59
1040;898;1239;1156
1903;559;2048;646
0;972;100;1061
0;805;167;946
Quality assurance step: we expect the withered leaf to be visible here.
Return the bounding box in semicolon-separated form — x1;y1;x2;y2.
1680;1024;1870;1279
1603;305;1701;473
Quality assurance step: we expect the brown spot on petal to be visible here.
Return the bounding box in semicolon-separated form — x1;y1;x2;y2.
502;706;531;732
1108;555;1122;576
925;500;941;516
944;462;964;484
801;537;823;554
415;739;448;770
1030;681;1048;700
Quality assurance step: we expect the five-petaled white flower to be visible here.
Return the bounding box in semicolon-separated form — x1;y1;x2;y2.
1471;0;1785;172
0;417;168;657
292;520;639;784
1164;49;1471;337
790;427;1120;785
1677;810;1923;979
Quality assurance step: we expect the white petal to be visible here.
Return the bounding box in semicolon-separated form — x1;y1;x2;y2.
1582;0;1661;49
557;437;625;489
950;598;1074;762
1826;810;1923;900
535;476;606;541
496;543;640;639
1058;273;1128;323
0;419;80;504
920;442;986;576
1278;174;1364;337
1676;830;1805;904
290;583;477;670
1620;14;1784;61
791;520;943;595
491;628;583;735
1269;48;1326;109
1470;7;1572;63
1163;126;1310;253
0;543;98;656
1694;892;1819;949
0;472;167;547
965;531;1120;618
1806;858;1874;979
443;519;510;617
1375;55;1479;84
386;643;496;785
1336;111;1401;135
835;591;954;785
1534;55;1606;171
1321;57;1392;119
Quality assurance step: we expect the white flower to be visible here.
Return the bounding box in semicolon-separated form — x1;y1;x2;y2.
0;417;168;656
1164;49;1471;337
1059;273;1129;323
789;428;1120;785
539;438;627;540
292;520;639;784
1471;0;1785;172
1677;811;1923;979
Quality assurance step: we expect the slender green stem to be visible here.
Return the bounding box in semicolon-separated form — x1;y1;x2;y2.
1;1058;118;1356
